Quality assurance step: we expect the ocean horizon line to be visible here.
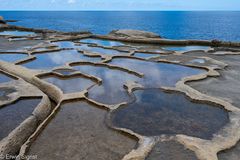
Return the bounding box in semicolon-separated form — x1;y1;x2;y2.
0;10;240;12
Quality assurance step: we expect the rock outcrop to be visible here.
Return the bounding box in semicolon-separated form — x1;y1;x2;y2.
109;29;161;39
0;16;6;24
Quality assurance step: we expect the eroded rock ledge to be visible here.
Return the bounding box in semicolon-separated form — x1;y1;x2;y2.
109;29;161;39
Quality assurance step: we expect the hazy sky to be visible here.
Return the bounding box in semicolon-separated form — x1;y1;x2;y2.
0;0;240;11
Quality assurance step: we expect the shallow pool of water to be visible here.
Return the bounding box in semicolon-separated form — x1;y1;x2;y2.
80;38;124;47
22;50;101;70
79;44;127;56
112;89;229;139
53;41;77;49
0;53;28;63
110;58;204;87
134;52;159;59
188;58;206;64
0;71;15;83
0;98;41;140
164;46;210;52
0;31;36;36
42;75;96;93
73;64;140;104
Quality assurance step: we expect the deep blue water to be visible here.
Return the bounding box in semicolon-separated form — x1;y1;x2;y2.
1;11;240;41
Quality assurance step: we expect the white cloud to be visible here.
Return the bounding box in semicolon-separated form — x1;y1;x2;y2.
68;0;76;4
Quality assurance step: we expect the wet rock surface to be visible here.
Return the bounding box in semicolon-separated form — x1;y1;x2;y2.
28;101;136;160
218;141;240;160
0;16;6;24
146;140;198;160
188;54;240;108
0;37;42;51
0;87;16;101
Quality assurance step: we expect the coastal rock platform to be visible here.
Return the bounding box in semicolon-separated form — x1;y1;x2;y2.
0;20;240;160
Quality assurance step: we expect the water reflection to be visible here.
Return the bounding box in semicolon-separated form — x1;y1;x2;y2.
110;58;204;87
112;89;229;139
164;46;209;51
134;52;158;59
0;53;28;63
73;65;140;104
22;50;100;70
80;38;123;47
43;76;95;93
0;71;14;83
78;44;127;55
0;31;35;36
188;58;205;64
53;41;77;49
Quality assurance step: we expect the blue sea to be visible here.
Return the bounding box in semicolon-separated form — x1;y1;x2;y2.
1;11;240;41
